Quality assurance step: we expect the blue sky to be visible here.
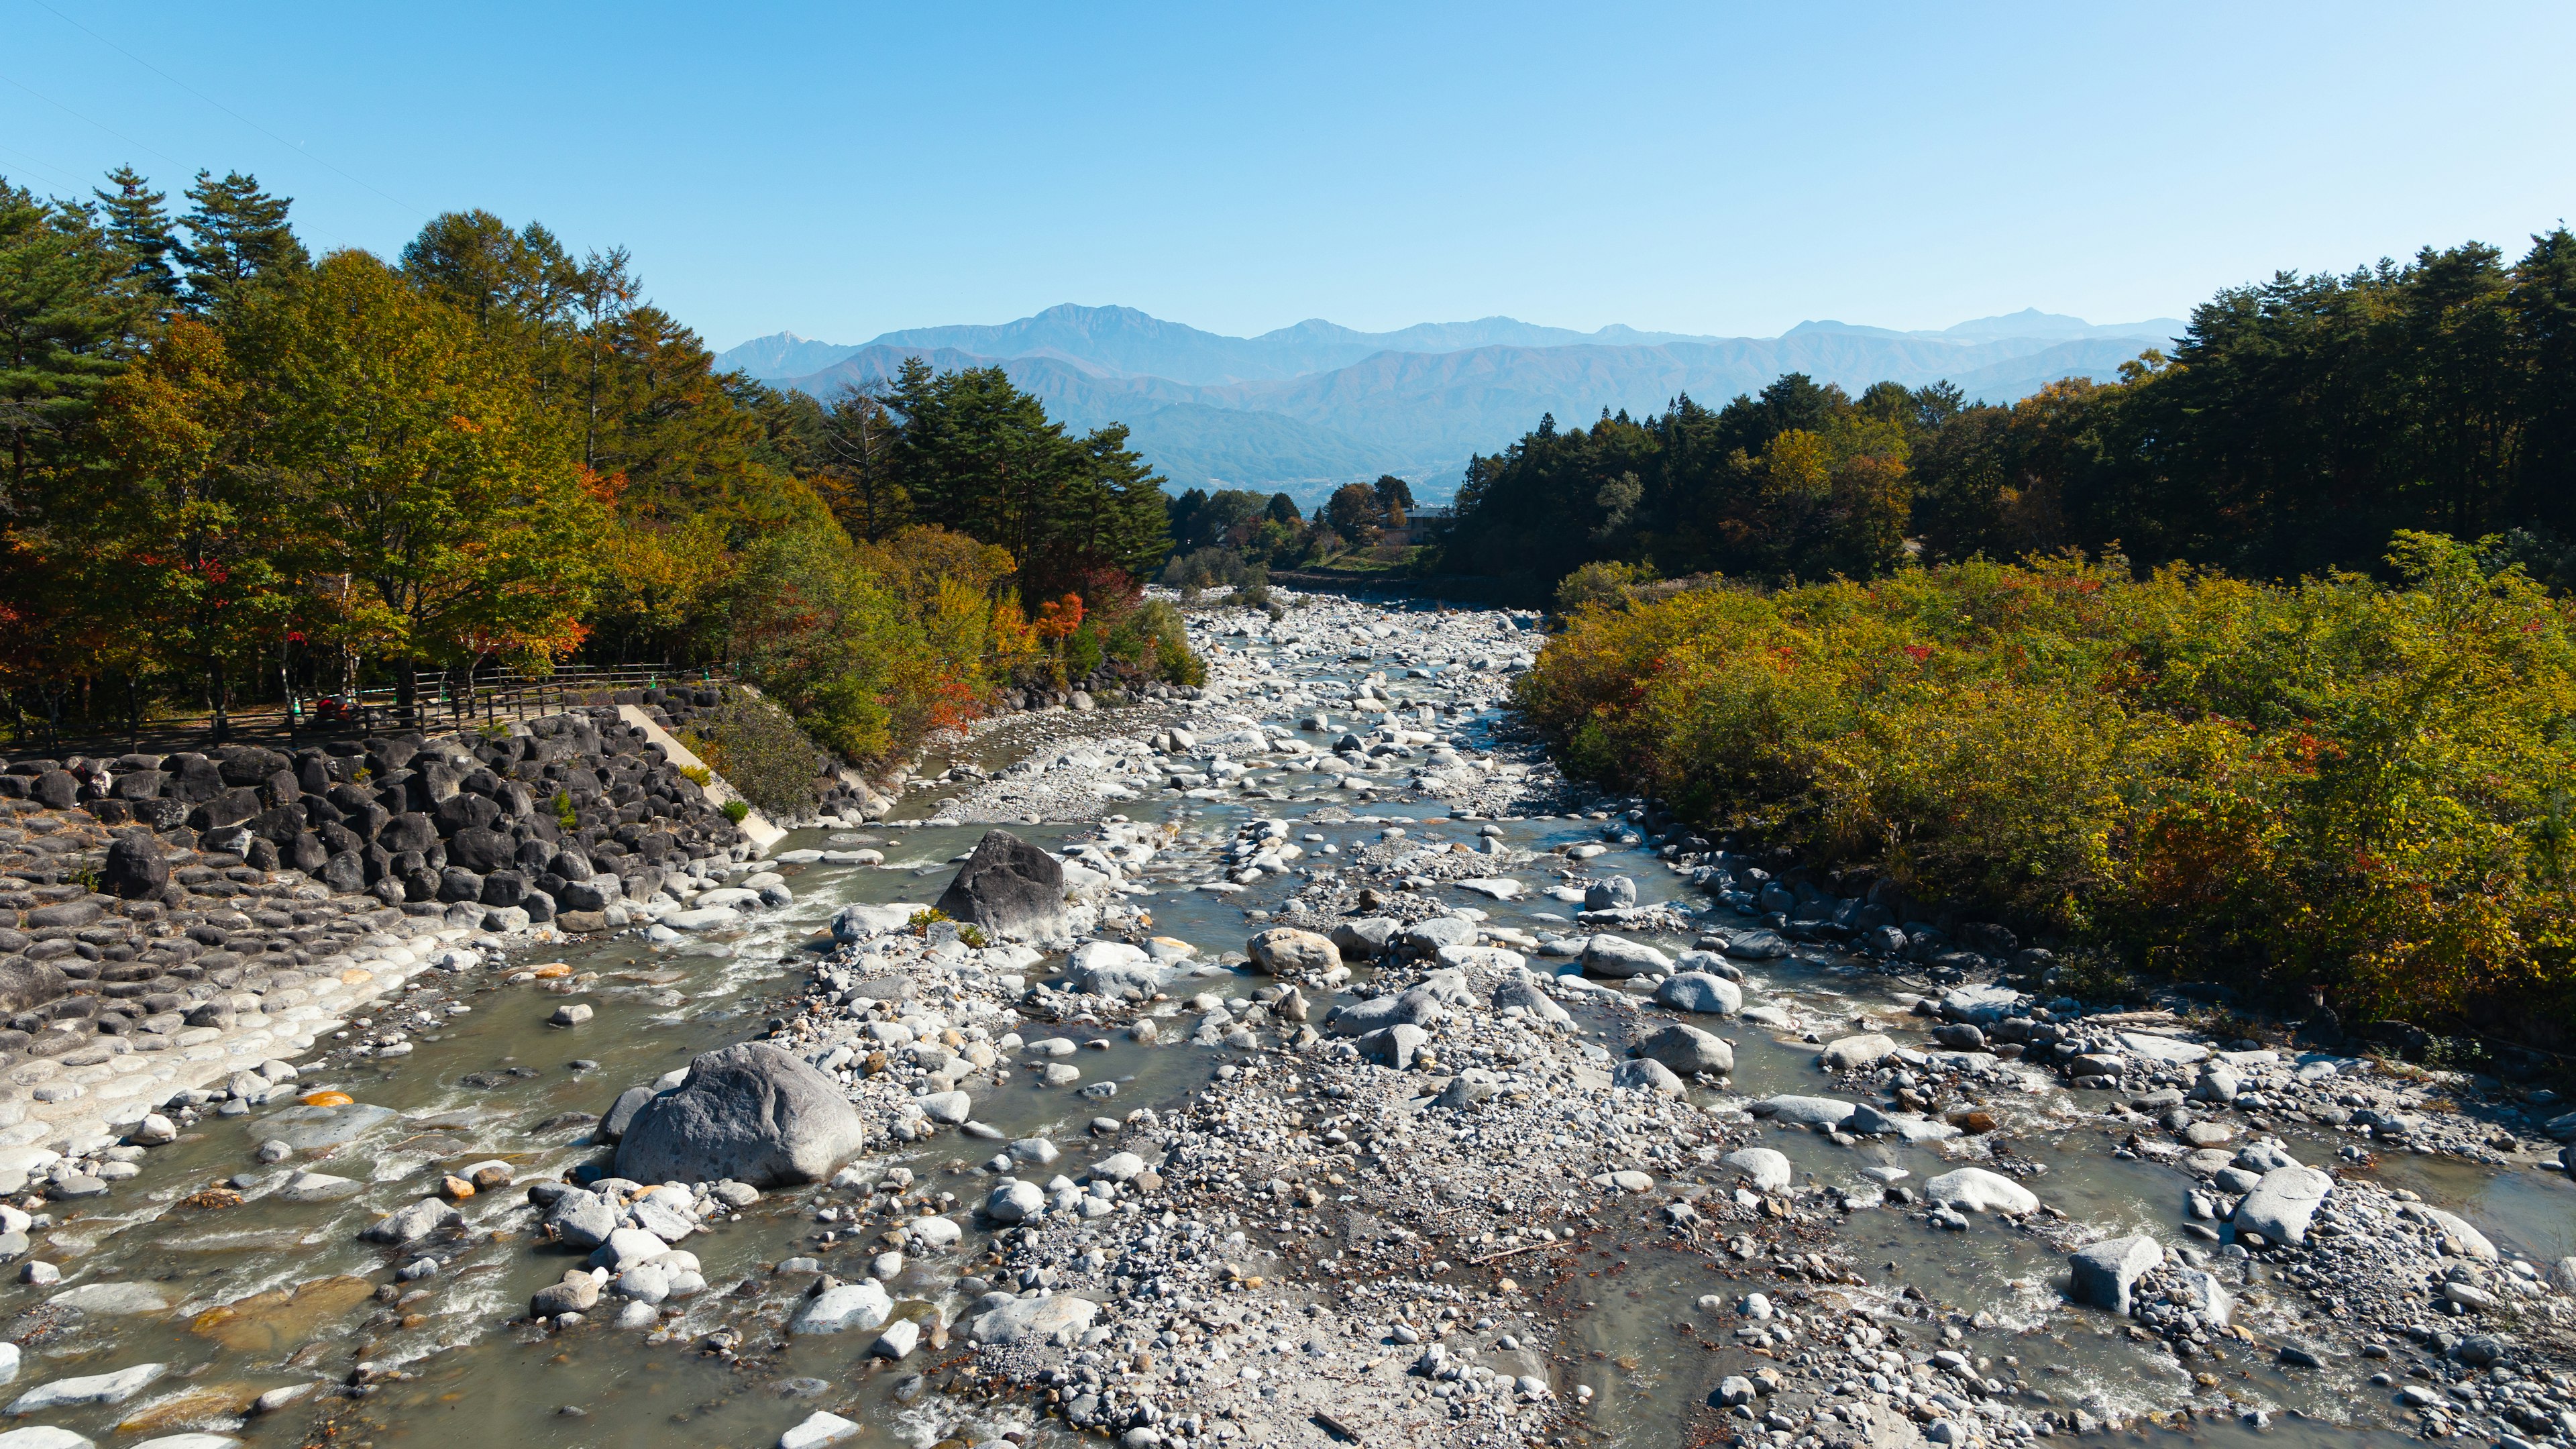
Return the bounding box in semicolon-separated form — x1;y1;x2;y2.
6;2;2571;351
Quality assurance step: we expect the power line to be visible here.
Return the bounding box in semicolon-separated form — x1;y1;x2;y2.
0;141;93;196
0;69;191;173
27;0;426;221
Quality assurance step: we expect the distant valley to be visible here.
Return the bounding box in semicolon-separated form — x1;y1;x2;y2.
720;303;2181;501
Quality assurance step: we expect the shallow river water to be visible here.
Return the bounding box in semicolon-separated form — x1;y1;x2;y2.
15;601;2572;1449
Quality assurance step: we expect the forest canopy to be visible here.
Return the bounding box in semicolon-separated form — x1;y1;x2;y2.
0;167;1185;761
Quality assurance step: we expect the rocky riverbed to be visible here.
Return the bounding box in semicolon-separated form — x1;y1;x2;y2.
1;592;2572;1449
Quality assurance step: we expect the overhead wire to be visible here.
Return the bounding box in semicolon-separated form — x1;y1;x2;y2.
25;0;426;222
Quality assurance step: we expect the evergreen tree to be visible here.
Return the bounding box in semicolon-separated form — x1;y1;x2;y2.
0;179;136;502
178;170;308;313
91;166;182;311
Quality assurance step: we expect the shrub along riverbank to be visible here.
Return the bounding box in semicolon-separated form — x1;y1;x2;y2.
1515;533;2576;1042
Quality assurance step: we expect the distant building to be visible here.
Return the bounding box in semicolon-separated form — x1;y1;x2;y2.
1381;505;1454;547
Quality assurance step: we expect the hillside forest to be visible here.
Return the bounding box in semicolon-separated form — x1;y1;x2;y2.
0;167;1187;767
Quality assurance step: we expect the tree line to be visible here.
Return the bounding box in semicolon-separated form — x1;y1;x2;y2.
0;166;1184;761
1159;476;1418;591
1439;230;2576;596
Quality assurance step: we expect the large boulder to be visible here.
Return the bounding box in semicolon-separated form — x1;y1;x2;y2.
1581;935;1672;979
1326;987;1440;1037
0;961;67;1014
1629;1023;1733;1076
1610;1059;1685;1097
1491;975;1572;1026
1246;928;1338;975
932;830;1067;942
614;1044;867;1187
1654;973;1741;1015
2068;1236;2163;1315
1923;1167;2039;1215
967;1292;1097;1346
1329;918;1398;960
1721;1148;1792;1192
1753;1094;1858;1128
1817;1034;1899;1071
2233;1165;2332;1246
99;837;168;898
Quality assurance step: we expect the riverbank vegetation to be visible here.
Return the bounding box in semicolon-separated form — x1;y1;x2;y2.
1518;536;2576;1036
0;167;1188;761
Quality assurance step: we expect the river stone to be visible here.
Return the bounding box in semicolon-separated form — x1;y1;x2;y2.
1609;1059;1684;1097
1654;973;1741;1015
1847;1104;1960;1142
1719;929;1791;960
8;1362;165;1413
2422;1208;2498;1260
2069;1236;2163;1315
49;1283;168;1315
779;1411;859;1449
967;1292;1097;1346
615;1043;868;1187
870;1319;921;1360
258;1103;398;1151
918;1091;971;1124
1491;975;1572;1026
1672;949;1744;981
1583;876;1637;910
830;903;924;943
792;1280;892;1334
588;1227;671;1273
545;1189;619;1248
360;1197;462;1245
1754;1095;1858;1128
1817;1034;1898;1071
2235;1141;2301;1173
1245;928;1338;974
1581;935;1672;979
2233;1166;2332;1246
1630;1023;1733;1076
1354;1023;1432;1070
985;1181;1046;1223
0;1430;93;1449
132;1435;239;1449
1327;987;1438;1037
1923;1167;2039;1215
1721;1148;1792;1192
531;1271;603;1318
1329;918;1398;959
932;830;1067;943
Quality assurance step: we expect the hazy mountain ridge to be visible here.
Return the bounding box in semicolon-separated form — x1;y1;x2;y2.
734;304;2180;500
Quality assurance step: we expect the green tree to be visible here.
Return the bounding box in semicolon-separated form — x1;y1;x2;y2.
0;179;136;502
234;250;600;714
178;170;308;313
91;166;182;311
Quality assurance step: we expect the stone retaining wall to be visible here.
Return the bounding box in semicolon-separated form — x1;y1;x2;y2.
0;704;762;1173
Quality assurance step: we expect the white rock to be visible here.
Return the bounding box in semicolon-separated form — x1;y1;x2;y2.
791;1281;892;1335
780;1413;858;1449
8;1362;166;1414
1720;1148;1792;1192
1922;1167;2039;1215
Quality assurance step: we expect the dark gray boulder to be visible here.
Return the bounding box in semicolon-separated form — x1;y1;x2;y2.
614;1043;867;1187
0;959;67;1012
445;826;513;873
100;836;168;898
933;829;1067;942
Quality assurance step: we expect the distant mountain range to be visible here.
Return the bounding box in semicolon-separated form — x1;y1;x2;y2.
719;303;2183;502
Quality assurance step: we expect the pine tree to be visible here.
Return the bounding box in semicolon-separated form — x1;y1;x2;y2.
91;165;182;310
179;170;308;312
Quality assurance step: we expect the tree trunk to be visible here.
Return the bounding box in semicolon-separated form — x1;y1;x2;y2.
395;659;418;731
